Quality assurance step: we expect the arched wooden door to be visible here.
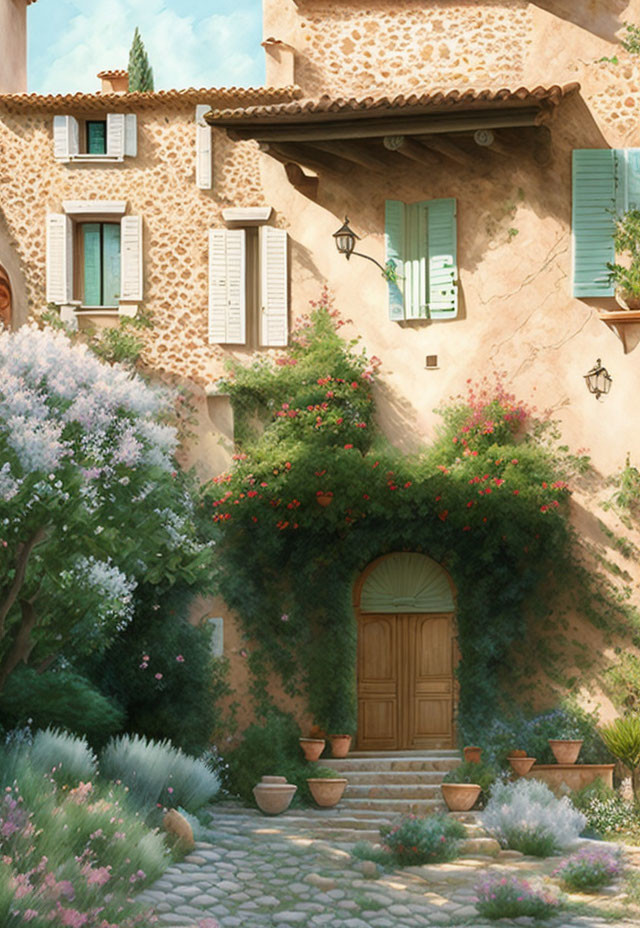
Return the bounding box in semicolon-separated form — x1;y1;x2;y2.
0;267;11;329
355;554;458;751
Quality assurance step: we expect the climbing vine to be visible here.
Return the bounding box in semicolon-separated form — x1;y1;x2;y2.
202;295;581;739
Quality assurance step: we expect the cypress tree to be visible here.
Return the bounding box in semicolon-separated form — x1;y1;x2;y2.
128;27;154;92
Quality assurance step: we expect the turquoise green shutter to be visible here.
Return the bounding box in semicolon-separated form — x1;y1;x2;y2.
427;198;458;318
83;223;101;306
385;200;405;321
622;149;640;209
102;224;121;307
572;149;617;297
87;121;107;155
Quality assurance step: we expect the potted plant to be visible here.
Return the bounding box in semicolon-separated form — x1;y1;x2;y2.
252;775;297;815
463;745;482;764
307;767;348;807
548;733;583;765
299;736;325;762
608;208;640;309
441;760;496;811
329;733;352;758
507;750;536;776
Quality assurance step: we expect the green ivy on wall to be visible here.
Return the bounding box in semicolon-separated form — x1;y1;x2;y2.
202;295;579;739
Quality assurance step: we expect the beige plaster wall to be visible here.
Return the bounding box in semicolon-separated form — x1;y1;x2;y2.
0;0;27;94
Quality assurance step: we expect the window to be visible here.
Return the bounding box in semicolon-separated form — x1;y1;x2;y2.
208;224;288;347
385;198;458;321
80;223;121;307
86;120;107;155
46;205;142;313
53;114;137;163
195;105;213;190
572;149;640;298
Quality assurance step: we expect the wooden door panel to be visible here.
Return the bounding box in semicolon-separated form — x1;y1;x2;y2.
408;613;454;749
415;615;452;677
357;615;398;749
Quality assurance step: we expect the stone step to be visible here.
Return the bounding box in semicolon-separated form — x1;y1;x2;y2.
341;770;447;785
318;757;460;773
339;797;447;813
345;783;443;800
346;750;460;758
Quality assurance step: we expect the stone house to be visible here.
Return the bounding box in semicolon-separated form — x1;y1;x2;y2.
2;0;640;747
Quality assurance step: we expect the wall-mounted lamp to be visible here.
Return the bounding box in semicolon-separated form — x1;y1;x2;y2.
584;359;612;399
333;217;388;273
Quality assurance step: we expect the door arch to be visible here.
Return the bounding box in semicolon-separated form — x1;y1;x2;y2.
0;266;11;329
353;553;458;751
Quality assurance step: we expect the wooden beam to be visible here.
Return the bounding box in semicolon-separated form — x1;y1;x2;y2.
473;128;514;156
383;135;438;166
224;108;543;143
284;162;319;201
310;139;396;172
416;135;477;168
259;141;352;175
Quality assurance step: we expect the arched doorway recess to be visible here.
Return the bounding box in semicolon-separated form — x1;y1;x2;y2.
353;553;459;751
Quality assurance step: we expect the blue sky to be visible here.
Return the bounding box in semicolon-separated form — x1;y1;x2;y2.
28;0;265;95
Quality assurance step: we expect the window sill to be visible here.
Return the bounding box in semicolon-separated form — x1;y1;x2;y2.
56;155;125;164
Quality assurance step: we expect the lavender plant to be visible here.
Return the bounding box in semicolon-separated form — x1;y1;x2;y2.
0;325;212;693
483;779;586;856
554;846;624;892
475;873;560;920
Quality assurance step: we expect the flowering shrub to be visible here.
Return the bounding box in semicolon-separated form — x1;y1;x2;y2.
101;733;220;812
203;296;575;733
571;780;635;837
554;846;624;892
483;779;586;856
0;325;212;694
379;814;466;866
475;873;560;920
0;749;168;925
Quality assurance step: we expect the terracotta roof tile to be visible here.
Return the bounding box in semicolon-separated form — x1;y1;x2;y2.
208;84;580;124
97;70;128;80
0;85;302;113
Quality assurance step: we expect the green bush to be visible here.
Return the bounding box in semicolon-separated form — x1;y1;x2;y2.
380;814;466;866
0;667;123;748
599;716;640;798
31;728;97;786
571;779;634;837
83;586;229;755
224;711;333;807
101;733;220;812
475;873;559;920
554;846;624;892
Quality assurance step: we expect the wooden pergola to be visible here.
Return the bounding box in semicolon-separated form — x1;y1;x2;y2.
206;84;580;198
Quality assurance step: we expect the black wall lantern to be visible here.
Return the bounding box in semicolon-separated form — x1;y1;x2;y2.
333;217;387;273
584;359;612;399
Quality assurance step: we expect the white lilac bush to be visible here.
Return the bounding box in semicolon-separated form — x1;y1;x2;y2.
483;779;586;856
0;324;212;692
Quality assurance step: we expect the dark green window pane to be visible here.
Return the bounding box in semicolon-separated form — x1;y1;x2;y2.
87;121;107;155
83;223;102;306
102;224;121;307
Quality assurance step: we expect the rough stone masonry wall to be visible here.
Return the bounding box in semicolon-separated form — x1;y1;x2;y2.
0;103;267;385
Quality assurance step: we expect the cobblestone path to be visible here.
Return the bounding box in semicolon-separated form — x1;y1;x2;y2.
138;805;640;928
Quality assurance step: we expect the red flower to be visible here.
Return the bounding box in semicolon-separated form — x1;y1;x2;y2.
438;510;449;521
404;481;412;488
344;444;354;449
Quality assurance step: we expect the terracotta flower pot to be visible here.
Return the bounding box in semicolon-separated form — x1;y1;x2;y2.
548;739;583;765
330;734;352;758
441;783;481;812
508;756;536;776
615;289;640;311
316;492;333;508
299;737;325;762
463;745;482;764
307;777;348;807
252;776;297;815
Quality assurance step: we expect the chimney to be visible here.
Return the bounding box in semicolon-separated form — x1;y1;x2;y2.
262;38;295;87
97;70;129;94
0;0;30;94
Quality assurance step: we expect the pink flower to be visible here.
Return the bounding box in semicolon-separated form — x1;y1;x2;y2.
143;655;150;661
176;654;185;663
154;673;163;680
281;614;289;622
167;787;174;794
139;662;148;669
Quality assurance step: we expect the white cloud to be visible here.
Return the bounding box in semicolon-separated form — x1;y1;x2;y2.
30;0;264;95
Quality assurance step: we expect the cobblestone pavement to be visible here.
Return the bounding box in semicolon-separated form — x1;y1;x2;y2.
138;805;640;928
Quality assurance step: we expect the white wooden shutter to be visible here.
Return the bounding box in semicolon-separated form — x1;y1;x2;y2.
120;216;143;301
124;114;137;157
195;105;213;190
259;226;288;347
107;113;126;159
208;229;246;344
46;213;73;303
53;116;79;161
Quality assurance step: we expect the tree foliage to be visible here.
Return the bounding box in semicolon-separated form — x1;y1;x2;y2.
0;325;212;692
128;27;154;93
